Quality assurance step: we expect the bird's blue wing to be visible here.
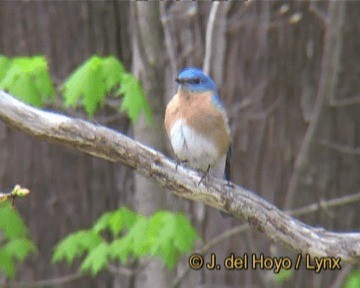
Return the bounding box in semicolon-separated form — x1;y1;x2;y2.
211;93;224;110
224;145;231;181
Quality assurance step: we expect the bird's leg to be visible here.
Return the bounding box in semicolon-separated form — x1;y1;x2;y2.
225;179;235;188
175;159;188;171
198;165;211;185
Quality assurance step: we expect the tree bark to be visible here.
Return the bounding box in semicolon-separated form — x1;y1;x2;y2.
131;3;172;288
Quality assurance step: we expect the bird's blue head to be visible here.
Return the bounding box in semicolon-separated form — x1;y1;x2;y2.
176;67;217;93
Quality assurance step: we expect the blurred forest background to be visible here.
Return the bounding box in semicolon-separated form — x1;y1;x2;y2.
0;1;359;288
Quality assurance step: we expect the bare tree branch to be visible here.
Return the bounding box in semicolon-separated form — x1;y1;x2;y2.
203;1;220;75
0;91;359;264
203;1;232;84
329;94;360;107
160;2;178;78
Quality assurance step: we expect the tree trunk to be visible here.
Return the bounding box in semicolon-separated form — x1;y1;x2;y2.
131;2;173;288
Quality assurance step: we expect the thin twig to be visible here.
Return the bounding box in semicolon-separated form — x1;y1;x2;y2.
320;140;360;156
330;95;360;107
0;185;30;204
309;2;328;25
290;191;360;216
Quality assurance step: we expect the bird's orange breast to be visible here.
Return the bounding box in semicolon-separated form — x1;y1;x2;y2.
164;90;230;157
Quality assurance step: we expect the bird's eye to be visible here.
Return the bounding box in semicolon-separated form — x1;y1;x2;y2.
193;78;200;84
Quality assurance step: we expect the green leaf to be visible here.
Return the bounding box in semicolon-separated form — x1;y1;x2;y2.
107;210;198;269
0;249;15;279
62;63;89;106
63;56;104;116
0;56;54;106
0;202;37;279
34;68;56;99
52;230;102;264
93;207;139;237
343;270;360;288
109;217;150;263
54;208;198;273
147;211;198;268
147;212;176;268
63;56;125;117
3;238;37;262
108;208;138;237
62;55;153;122
0;203;29;240
126;217;151;257
80;242;110;275
118;73;153;124
101;56;125;91
109;238;131;263
92;212;113;234
0;55;11;81
2;70;42;106
173;214;198;253
82;64;106;116
274;268;293;283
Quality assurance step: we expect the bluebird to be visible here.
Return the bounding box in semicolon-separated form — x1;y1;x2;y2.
164;67;231;181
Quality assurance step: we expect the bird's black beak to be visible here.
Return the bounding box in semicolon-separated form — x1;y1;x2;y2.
175;78;187;84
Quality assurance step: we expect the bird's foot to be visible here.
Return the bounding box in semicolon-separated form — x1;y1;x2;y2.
198;165;211;186
225;179;235;188
175;159;188;171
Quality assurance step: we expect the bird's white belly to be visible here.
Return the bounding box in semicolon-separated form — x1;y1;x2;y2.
169;119;218;171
